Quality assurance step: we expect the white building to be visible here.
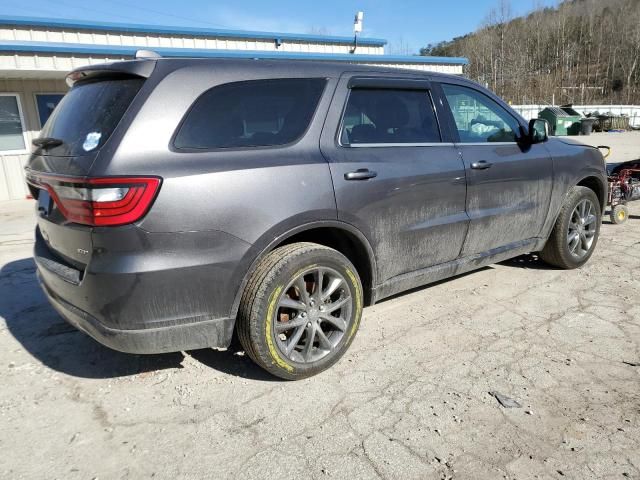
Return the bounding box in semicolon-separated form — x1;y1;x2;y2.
0;15;468;201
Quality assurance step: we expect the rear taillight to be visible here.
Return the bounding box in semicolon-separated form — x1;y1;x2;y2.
26;173;161;226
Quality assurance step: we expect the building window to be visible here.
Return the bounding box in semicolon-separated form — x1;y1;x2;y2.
35;94;65;128
0;94;27;153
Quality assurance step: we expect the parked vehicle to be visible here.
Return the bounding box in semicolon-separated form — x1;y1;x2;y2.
26;57;608;379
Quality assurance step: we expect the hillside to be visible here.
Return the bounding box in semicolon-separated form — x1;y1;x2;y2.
421;0;640;105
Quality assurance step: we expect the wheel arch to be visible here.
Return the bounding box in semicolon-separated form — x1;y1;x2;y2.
229;221;378;320
577;175;607;213
538;170;607;251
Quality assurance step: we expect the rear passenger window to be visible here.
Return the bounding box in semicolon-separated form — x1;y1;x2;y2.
441;84;520;143
174;78;326;150
341;89;440;145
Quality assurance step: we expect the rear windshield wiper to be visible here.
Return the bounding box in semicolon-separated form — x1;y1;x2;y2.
32;137;63;149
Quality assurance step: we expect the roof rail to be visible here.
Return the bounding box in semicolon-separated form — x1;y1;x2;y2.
135;49;161;59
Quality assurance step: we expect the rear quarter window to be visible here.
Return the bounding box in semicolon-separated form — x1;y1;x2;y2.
173;78;326;150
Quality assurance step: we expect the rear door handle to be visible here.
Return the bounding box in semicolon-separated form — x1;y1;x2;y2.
344;168;378;181
470;161;493;170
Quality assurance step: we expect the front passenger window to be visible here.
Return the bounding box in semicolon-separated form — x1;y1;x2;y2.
442;84;520;143
341;88;441;145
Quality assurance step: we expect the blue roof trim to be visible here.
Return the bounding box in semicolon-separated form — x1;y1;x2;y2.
0;40;469;65
0;14;387;47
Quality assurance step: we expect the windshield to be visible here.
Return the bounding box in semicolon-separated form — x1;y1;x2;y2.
37;77;144;156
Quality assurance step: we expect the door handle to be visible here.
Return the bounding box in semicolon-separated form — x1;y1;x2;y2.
344;168;378;181
470;161;493;170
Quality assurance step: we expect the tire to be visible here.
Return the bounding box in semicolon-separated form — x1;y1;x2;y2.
610;204;629;225
236;242;363;380
540;186;602;269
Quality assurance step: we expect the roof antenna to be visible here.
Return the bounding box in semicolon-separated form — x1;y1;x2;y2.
350;11;363;54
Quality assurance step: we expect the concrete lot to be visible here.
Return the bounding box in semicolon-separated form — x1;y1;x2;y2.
1;166;640;479
573;130;640;163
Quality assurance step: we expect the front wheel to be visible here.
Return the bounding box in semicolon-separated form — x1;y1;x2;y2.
540;186;602;269
236;242;363;380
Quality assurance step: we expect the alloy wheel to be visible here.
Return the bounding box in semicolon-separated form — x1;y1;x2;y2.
567;198;597;259
273;267;352;363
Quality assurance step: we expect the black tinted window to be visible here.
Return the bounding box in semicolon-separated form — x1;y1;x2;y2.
341;89;440;145
38;77;144;156
174;78;326;150
442;84;520;143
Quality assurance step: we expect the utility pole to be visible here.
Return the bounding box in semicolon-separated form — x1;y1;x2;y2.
350;12;364;54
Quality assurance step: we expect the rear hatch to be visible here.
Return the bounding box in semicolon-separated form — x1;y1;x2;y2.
27;61;155;275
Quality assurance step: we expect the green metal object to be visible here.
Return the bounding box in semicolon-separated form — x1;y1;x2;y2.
539;107;582;136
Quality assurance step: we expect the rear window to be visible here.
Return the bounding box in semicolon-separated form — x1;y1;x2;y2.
37;77;144;156
173;78;326;150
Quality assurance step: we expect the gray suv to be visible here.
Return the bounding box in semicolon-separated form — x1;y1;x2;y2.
26;58;607;379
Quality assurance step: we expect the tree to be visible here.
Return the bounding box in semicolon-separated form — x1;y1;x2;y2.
418;0;640;104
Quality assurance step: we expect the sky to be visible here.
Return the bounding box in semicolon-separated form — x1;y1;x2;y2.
1;0;558;54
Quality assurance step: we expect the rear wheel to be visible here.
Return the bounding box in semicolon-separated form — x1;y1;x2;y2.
610;204;629;225
540;186;601;269
237;242;363;380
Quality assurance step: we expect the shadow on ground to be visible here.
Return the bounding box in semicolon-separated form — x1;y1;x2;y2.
499;253;559;270
187;347;279;382
0;257;273;381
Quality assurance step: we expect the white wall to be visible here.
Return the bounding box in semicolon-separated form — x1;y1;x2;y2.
1;53;464;78
0;53;130;78
364;62;463;74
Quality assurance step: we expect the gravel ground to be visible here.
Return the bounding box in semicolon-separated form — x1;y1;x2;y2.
1;195;639;480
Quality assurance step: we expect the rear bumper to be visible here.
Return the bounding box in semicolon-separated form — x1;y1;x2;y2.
38;271;235;354
33;224;251;354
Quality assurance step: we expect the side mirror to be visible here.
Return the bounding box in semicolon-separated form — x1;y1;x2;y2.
528;118;549;144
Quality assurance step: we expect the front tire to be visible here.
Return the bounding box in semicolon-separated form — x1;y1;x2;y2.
540;186;601;269
237;242;363;380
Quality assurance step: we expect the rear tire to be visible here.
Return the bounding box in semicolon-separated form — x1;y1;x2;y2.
236;242;363;380
610;204;629;225
540;186;601;269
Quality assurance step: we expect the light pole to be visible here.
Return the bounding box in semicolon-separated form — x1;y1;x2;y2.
351;11;364;54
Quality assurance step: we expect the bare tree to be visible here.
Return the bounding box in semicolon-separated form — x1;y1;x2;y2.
419;0;640;104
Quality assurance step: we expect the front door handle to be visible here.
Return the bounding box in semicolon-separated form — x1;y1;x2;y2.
344;168;378;181
470;161;493;170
